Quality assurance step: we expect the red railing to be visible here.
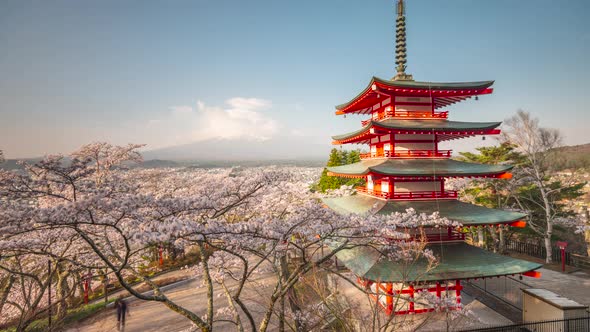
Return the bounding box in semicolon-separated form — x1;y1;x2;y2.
362;110;448;126
360;149;452;159
356;187;458;200
422;232;465;242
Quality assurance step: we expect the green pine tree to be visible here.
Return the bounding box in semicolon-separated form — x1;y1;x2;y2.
346;150;361;164
314;148;364;192
326;148;342;167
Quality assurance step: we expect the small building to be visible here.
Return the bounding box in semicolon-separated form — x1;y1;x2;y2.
523;288;589;321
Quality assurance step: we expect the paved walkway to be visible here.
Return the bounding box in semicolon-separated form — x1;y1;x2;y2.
65;266;590;331
524;268;590;306
88;268;193;306
66;274;279;332
67;271;512;332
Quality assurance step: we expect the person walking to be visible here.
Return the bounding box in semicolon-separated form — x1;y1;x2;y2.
114;298;129;330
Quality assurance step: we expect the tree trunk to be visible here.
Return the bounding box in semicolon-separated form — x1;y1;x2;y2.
488;227;499;253
56;270;70;319
537;177;553;263
102;271;108;305
0;275;15;316
76;273;85;302
279;292;285;332
544;235;553;264
279;255;302;331
477;228;485;248
544;200;553;263
499;226;506;254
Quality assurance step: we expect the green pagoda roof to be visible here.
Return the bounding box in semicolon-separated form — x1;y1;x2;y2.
322;195;526;225
332;119;502;142
333;242;542;282
336;77;495;112
327;159;512;177
371;77;494;90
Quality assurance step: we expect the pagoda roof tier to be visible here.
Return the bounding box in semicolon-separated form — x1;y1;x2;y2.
331;241;541;283
332;119;501;144
336;77;494;115
327;159;512;178
322;195;527;226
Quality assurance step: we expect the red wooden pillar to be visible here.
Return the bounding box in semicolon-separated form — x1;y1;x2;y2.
386;283;393;314
557;241;568;272
436;282;441;299
455;280;462;307
409;284;415;313
83;275;90;304
159;245;164;266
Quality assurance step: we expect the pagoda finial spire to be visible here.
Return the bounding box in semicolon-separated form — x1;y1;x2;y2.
393;0;413;81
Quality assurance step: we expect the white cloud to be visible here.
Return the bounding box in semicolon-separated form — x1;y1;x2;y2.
226;97;272;110
194;98;278;141
138;97;279;149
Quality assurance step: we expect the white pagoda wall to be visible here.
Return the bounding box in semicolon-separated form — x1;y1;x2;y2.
394;181;440;193
393;134;436;151
395;134;434;140
394;96;432;113
395;142;435;151
394;104;432;113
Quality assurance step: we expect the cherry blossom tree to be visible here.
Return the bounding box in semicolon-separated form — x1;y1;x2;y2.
0;143;453;332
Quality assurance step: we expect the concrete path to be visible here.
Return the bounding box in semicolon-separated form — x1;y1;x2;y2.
67;270;512;332
66;274;280;332
65;266;590;332
88;268;193;306
524;268;590;306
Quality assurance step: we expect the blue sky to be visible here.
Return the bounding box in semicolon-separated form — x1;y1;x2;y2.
1;0;589;158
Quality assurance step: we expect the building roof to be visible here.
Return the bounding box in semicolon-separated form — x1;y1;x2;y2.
372;77;494;90
333;242;542;282
322;195;526;225
332;119;502;143
327;159;512;177
335;77;494;114
522;289;588;310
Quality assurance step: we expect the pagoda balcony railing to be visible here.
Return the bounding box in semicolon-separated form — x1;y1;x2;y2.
408;232;466;243
356;187;458;200
360;149;452;159
362;110;448;126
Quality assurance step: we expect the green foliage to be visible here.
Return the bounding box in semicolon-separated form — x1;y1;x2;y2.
0;301;113;332
458;143;524;166
458;143;520;209
313;148;364;192
514;180;585;224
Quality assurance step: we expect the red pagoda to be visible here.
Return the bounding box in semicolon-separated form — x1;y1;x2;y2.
322;0;542;315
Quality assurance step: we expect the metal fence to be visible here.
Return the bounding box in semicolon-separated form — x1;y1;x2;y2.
466;275;530;310
505;239;574;266
459;316;590;332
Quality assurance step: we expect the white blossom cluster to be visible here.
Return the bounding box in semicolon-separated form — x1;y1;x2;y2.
0;143;455;330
